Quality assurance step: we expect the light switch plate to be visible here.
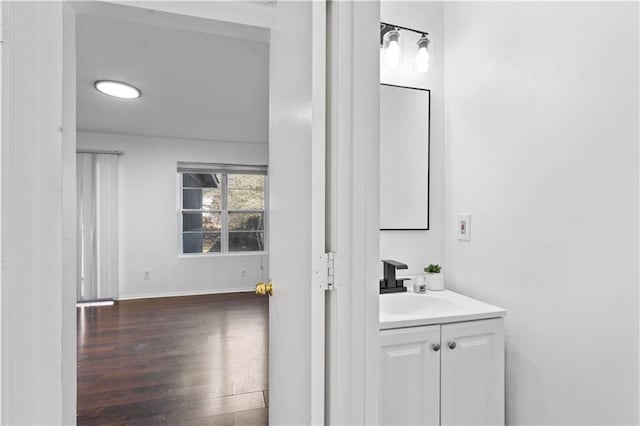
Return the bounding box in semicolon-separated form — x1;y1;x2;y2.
457;213;471;241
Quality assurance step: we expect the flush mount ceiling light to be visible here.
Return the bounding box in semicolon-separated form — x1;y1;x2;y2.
380;22;431;73
94;80;141;99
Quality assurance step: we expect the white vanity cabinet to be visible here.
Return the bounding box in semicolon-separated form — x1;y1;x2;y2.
441;319;504;426
379;325;441;426
380;318;504;426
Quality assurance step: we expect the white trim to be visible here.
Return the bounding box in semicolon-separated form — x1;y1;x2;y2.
326;1;380;424
80;129;268;146
0;4;10;422
0;2;3;420
310;1;327;424
105;1;275;31
117;288;255;301
61;4;78;423
70;1;273;40
2;3;65;424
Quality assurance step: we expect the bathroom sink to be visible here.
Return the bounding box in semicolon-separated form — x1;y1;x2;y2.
380;292;460;316
379;290;506;329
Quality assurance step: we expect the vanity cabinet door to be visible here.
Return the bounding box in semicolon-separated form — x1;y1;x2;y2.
441;318;505;426
379;325;441;426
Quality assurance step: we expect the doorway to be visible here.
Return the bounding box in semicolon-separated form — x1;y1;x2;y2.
0;1;389;423
0;1;385;423
73;7;271;424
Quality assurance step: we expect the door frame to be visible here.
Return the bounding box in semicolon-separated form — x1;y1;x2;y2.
326;2;380;424
0;1;380;424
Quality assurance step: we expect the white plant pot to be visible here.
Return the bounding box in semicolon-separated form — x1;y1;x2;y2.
426;272;444;291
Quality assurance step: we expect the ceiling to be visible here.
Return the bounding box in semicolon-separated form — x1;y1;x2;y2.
76;13;269;143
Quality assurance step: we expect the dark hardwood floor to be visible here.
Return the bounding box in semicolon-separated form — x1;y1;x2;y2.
77;293;268;425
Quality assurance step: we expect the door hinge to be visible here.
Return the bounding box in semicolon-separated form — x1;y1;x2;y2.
325;251;336;291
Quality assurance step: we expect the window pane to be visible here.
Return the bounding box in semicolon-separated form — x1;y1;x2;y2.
228;174;265;210
183;232;221;253
183;188;221;210
183;212;221;232
182;173;220;188
228;212;264;231
229;231;264;252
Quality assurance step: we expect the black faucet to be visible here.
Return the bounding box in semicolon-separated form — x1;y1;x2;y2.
379;260;409;294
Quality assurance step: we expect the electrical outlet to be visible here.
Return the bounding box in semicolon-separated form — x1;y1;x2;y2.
457;213;471;241
240;268;246;277
144;269;151;280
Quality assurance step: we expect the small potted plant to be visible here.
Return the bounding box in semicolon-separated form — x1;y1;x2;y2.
424;264;444;291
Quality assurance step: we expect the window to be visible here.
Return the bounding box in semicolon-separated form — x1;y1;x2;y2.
178;163;267;255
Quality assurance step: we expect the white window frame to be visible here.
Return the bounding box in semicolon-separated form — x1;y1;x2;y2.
176;163;268;256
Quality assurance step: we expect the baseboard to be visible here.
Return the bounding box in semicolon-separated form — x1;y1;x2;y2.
117;287;256;301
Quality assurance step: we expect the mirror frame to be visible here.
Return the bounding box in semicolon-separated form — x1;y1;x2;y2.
379;83;431;231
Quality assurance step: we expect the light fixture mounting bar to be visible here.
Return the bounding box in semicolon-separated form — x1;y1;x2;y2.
380;22;429;37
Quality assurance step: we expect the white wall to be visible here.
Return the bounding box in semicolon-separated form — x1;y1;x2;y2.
444;2;639;424
78;132;269;299
380;1;444;277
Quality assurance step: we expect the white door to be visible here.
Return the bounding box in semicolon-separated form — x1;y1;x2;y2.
441;318;505;426
379;326;441;426
267;1;326;425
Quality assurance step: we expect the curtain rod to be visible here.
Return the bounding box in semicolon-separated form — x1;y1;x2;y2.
76;149;123;156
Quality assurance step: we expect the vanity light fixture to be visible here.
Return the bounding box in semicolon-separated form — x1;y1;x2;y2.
384;28;402;67
380;22;431;73
94;80;141;99
415;34;431;73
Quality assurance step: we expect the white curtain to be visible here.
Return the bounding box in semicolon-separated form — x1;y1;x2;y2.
77;153;119;301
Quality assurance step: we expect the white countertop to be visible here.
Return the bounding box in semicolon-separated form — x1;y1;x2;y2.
379;289;506;330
